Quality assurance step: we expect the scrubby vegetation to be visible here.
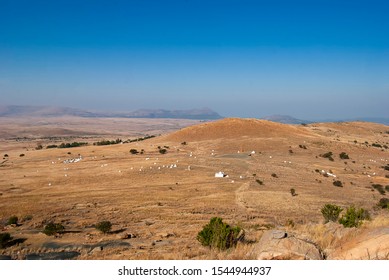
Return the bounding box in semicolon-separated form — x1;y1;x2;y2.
58;142;88;148
338;206;370;228
95;221;112;234
255;179;263;185
94;139;122;146
321;204;343;223
0;233;12;248
43;222;65;236
299;144;307;149
377;198;389;209
130;149;139;154
290;188;296;196
197;217;242;250
320;151;334;161
159;148;167;154
46;144;58;149
7;216;18;225
339;152;349;159
123;135;155;143
372;184;386;195
333;180;343;187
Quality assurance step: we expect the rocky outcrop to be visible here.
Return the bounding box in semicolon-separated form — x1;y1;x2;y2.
250;230;324;260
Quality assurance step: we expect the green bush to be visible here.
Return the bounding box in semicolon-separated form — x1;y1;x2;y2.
321;204;343;223
0;233;12;248
43;222;65;236
95;221;112;234
197;217;242;250
377;198;389;209
339;206;370;228
339;152;349;159
333;180;343;187
320;152;334;161
255;179;263;185
372;184;386;195
159;148;167;154
7;216;18;225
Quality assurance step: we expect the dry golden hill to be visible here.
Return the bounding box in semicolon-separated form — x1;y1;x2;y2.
163;118;315;142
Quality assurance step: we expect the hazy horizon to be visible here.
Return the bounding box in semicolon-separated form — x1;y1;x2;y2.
1;0;388;120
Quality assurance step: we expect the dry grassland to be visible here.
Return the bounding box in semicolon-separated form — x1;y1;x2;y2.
0;117;388;259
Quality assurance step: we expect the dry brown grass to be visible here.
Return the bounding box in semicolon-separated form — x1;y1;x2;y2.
1;117;388;259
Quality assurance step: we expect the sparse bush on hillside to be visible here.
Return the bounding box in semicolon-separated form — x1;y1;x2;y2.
46;144;58;149
159;148;167;154
181;141;187;145
197;217;242;250
290;188;296;196
94;139;122;146
271;173;278;178
95;221;112;234
19;154;25;157
377;198;389;209
339;206;370;228
372;184;386;195
0;233;12;248
130;149;139;154
7;216;18;225
333;180;343;187
321;204;343;223
339;152;349;159
255;179;263;185
43;222;65;236
320;152;334;161
58;142;88;148
372;143;382;148
35;144;43;150
299;145;307;149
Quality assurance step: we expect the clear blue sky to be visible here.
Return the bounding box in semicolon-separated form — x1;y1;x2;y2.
0;0;388;120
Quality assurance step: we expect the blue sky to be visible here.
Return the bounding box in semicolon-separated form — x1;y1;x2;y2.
0;0;388;120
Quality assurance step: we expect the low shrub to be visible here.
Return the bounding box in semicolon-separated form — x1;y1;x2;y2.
333;180;343;187
159;148;167;154
377;198;389;209
271;173;278;178
320;152;334;161
7;216;18;225
256;179;263;185
372;184;386;195
43;222;65;236
339;152;350;159
0;233;12;248
95;221;112;234
339;206;370;228
321;204;343;223
290;188;296;196
130;149;139;154
197;217;242;250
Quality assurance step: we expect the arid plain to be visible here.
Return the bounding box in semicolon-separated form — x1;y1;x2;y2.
1;117;389;260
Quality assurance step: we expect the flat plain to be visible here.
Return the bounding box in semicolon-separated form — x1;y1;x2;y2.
1;117;388;260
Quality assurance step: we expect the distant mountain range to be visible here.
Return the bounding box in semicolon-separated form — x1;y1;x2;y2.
261;114;389;125
1;106;388;125
261;115;311;125
0;105;223;120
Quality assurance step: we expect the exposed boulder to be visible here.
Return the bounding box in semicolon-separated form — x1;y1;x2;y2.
250;230;323;260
